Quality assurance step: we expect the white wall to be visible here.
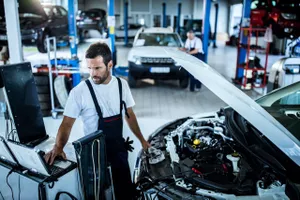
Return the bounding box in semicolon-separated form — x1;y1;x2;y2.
75;0;230;35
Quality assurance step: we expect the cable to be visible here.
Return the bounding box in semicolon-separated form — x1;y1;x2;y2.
91;139;101;200
18;175;20;200
0;190;4;200
74;141;85;199
6;169;14;200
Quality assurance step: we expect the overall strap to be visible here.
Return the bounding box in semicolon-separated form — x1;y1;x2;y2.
85;79;103;119
116;77;130;118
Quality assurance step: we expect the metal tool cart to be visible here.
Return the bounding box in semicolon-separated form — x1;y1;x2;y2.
46;37;80;119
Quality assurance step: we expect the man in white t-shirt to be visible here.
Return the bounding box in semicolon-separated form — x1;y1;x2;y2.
45;42;150;200
180;30;204;91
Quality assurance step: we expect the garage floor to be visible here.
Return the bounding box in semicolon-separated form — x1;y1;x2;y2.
0;34;285;199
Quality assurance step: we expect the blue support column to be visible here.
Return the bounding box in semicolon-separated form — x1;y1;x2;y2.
162;2;166;27
68;0;80;86
202;0;211;63
236;0;251;79
176;2;181;34
124;1;128;46
108;0;116;67
213;2;219;48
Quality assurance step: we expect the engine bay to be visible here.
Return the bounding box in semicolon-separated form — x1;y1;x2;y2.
137;114;288;198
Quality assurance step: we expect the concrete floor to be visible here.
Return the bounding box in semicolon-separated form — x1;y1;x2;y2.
0;33;285;199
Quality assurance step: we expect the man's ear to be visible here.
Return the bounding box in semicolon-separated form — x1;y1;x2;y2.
108;60;113;70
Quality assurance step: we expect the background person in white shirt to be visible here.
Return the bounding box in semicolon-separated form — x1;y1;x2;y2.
45;42;150;200
181;30;204;91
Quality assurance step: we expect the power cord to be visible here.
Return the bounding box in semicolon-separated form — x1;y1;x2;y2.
6;169;14;200
91;139;101;200
0;190;4;200
18;175;20;200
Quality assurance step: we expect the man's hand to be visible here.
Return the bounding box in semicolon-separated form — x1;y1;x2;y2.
124;137;134;152
141;140;151;150
44;145;66;165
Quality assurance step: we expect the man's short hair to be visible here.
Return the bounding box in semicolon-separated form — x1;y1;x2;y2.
85;42;112;67
188;30;194;34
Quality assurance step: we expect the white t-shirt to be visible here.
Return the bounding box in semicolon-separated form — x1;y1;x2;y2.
185;37;204;54
64;76;135;135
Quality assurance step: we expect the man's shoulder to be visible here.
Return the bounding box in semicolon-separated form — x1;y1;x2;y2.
70;80;88;93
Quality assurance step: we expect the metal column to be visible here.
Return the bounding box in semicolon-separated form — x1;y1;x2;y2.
3;0;23;63
162;2;167;28
202;0;212;63
124;1;129;46
213;2;219;48
108;0;116;66
68;0;80;86
236;0;251;79
176;2;182;34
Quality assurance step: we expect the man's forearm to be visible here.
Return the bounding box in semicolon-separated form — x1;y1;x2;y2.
55;126;71;150
126;111;146;142
189;49;199;55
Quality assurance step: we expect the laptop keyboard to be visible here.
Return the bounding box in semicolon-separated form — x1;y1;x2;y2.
49;164;64;175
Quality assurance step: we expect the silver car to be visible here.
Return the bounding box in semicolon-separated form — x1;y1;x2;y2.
133;49;300;200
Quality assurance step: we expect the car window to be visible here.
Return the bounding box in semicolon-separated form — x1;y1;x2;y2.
52;7;61;17
138;33;181;47
59;7;68;16
272;91;300;106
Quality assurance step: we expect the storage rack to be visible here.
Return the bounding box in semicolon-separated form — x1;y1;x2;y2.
235;26;270;90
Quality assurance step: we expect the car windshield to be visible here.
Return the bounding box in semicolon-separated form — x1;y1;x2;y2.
138;33;181;47
256;82;300;141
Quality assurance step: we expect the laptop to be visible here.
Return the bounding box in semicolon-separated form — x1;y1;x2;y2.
0;136;19;167
7;140;76;177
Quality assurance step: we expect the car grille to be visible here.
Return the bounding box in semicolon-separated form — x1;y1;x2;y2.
141;57;174;64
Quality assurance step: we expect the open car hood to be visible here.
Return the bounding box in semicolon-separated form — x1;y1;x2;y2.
0;0;47;19
164;48;300;166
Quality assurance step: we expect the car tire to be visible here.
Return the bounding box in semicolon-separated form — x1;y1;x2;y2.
54;75;71;108
37;33;51;53
179;77;189;88
128;73;137;88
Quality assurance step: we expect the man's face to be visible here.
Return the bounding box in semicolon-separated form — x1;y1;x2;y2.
86;56;112;84
187;32;194;40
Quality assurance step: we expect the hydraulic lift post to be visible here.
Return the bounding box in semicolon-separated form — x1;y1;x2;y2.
108;0;116;67
124;1;129;46
177;1;182;34
202;0;212;63
236;0;251;79
3;0;23;63
68;0;80;86
213;2;219;48
162;2;167;28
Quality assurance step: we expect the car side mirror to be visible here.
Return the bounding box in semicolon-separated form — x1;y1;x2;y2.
134;39;145;47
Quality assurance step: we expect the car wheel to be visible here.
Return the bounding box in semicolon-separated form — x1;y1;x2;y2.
37;33;50;53
179;77;189;88
128;73;137;88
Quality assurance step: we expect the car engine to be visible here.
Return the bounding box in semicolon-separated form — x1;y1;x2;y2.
137;115;287;198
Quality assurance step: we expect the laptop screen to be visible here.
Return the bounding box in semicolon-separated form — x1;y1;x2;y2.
0;62;47;144
0;137;18;166
7;141;49;175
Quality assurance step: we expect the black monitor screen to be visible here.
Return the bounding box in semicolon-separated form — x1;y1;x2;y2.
0;62;47;144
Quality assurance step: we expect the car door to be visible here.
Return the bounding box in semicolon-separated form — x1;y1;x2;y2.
57;6;69;37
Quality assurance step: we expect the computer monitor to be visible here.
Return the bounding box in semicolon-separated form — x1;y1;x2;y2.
0;62;48;146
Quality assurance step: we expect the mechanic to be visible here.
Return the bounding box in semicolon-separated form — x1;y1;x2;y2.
180;30;205;92
45;42;151;200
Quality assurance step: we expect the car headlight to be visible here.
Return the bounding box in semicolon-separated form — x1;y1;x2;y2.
133;56;141;65
281;13;297;20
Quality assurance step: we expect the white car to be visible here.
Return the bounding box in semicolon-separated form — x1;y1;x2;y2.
127;27;189;88
134;49;300;200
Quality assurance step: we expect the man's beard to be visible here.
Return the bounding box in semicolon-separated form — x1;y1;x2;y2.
92;70;109;85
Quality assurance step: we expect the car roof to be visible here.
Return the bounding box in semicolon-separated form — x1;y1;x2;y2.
143;27;174;33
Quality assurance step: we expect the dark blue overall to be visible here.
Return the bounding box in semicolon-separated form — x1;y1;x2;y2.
189;39;203;91
85;78;135;200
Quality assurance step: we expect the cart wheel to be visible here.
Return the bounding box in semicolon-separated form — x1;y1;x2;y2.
52;112;58;119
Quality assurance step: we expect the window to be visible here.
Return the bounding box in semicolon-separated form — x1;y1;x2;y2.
138;33;181;47
59;7;68;16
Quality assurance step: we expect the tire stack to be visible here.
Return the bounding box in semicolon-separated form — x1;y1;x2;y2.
34;75;51;117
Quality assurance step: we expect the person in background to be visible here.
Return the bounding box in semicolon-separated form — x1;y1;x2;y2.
180;30;205;92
